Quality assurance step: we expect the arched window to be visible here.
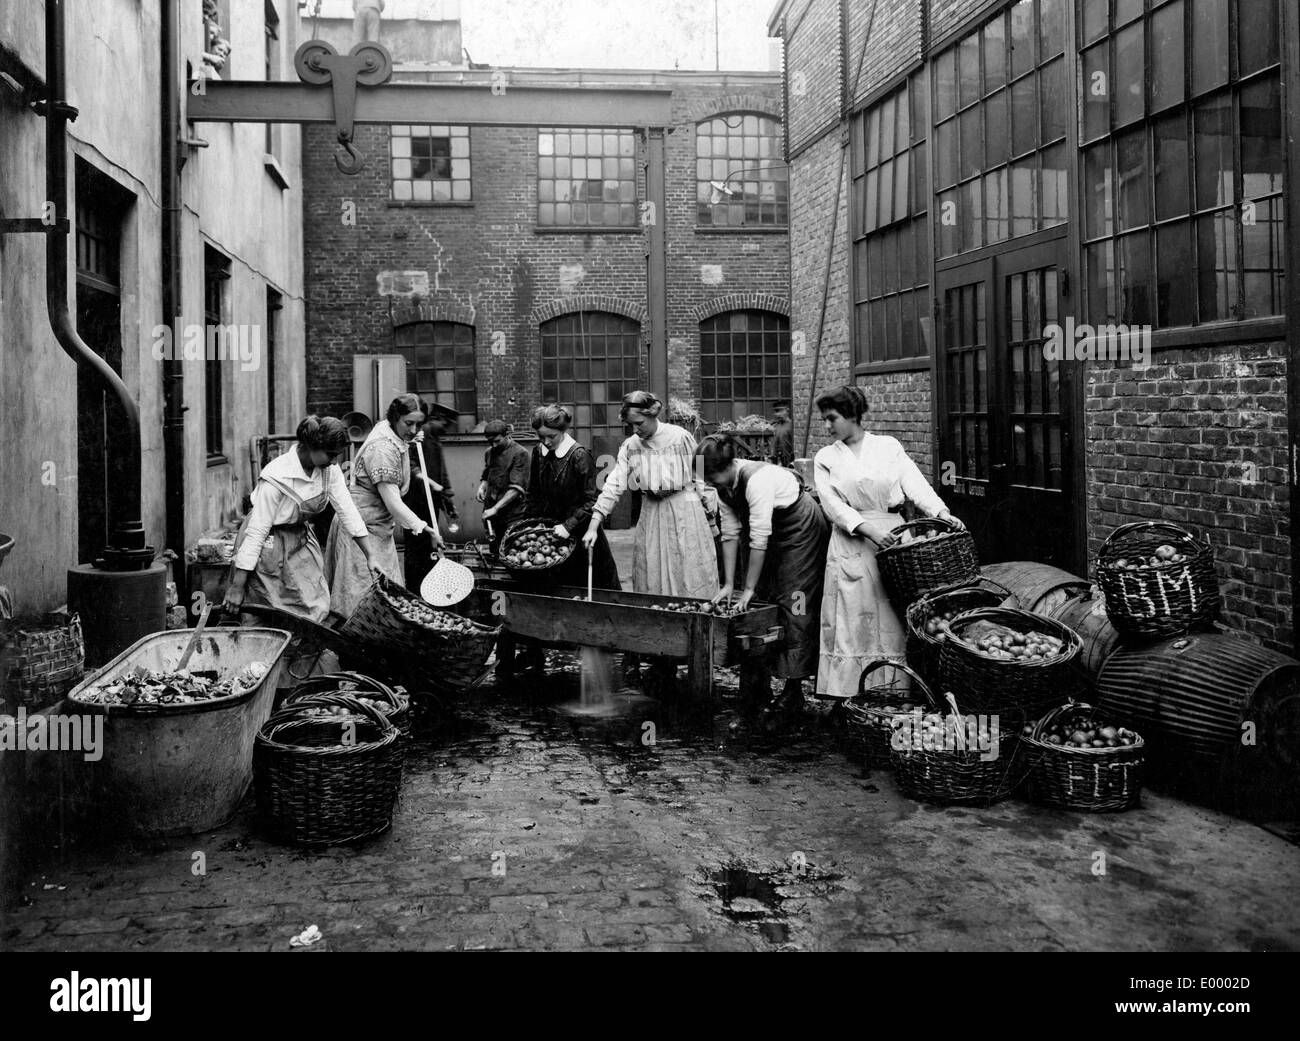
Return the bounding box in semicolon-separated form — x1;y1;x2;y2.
699;311;791;424
696;113;788;226
393;321;478;431
540;311;643;447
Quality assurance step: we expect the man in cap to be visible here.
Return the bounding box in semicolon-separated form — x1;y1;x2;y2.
477;420;530;553
770;400;794;468
402;400;459;590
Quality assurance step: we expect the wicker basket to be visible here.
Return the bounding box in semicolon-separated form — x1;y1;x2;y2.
1095;521;1220;638
282;672;410;737
254;693;404;846
3;614;84;709
936;606;1081;716
877;518;980;610
339;574;499;690
497;519;577;574
904;580;1014;687
1023;701;1145;812
889;685;1028;806
842;659;930;769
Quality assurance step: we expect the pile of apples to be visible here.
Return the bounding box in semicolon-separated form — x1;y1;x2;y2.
922;608;970;640
650;600;744;617
501;527;570;570
1112;543;1188;570
956;624;1065;662
1026;713;1140;749
385;593;480;633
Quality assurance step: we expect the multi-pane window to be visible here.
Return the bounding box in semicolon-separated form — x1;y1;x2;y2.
203;246;230;461
933;0;1068;258
393;322;478;431
390;126;471;202
1079;0;1284;328
695;114;788;226
852;74;930;364
699;312;792;424
540;312;643;446
264;1;279;156
537;129;638;228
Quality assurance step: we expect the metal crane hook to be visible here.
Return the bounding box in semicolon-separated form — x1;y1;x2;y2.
335;136;365;175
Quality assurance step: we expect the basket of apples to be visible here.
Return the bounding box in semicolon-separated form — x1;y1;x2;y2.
904;579;1015;687
1095;521;1220;638
843;659;931;769
936;606;1081;715
877;517;980;610
498;520;576;574
1021;700;1145;811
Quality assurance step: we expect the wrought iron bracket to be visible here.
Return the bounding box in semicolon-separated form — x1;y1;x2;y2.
293;39;392;175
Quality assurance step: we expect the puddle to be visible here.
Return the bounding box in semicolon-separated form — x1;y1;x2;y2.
700;859;844;947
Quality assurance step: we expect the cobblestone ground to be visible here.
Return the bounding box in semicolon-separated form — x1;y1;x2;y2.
3;658;1300;953
4;535;1299;952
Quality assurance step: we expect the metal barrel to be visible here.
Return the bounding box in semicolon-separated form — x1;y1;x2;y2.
1097;632;1300;767
1049;589;1123;683
980;561;1091;617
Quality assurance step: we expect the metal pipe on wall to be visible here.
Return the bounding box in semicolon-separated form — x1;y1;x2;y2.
161;0;186;579
44;0;151;568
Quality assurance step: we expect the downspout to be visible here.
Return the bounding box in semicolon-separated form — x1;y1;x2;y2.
44;0;152;568
161;0;186;578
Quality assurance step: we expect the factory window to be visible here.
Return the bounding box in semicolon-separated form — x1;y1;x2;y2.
264;1;280;157
699;311;791;424
851;73;931;365
1078;0;1284;328
390;126;472;203
695;114;788;226
203;246;231;462
540;311;643;446
537;129;638;228
394;322;478;429
932;0;1069;258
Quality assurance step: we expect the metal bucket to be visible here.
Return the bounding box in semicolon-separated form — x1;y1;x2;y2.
1096;632;1300;817
66;627;291;836
1049;589;1123;682
981;561;1091;617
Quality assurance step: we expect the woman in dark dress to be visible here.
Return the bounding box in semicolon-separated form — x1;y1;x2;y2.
521;404;620;591
698;434;830;707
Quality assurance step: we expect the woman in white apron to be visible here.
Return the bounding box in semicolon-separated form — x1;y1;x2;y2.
813;385;965;698
224;416;379;624
325;394;443;621
584;390;719;600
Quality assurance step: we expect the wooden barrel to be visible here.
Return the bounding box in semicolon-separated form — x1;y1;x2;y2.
1096;632;1300;818
980;562;1091;617
1049;589;1122;682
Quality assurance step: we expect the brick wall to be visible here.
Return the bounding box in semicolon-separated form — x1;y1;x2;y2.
1086;342;1293;651
781;0;841;152
302;71;789;431
930;0;1004;42
860;370;934;475
846;0;924;108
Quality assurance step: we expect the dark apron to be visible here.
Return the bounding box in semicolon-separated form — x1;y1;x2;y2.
718;462;830;679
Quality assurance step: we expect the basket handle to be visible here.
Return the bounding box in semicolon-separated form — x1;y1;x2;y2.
853;658;936;705
1099;521;1205;555
1029;698;1087;740
265;691;396;735
887;516;959;539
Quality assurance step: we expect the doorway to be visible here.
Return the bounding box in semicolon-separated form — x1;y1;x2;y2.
934;236;1081;572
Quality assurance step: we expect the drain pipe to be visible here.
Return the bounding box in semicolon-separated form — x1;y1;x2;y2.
161;0;186;580
44;0;152;569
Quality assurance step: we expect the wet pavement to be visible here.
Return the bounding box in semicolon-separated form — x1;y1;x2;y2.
3;656;1299;953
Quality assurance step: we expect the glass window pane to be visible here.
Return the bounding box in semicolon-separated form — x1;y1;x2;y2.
1039;57;1066;143
1113;23;1145;128
1116;0;1143;26
1117;231;1153;325
1194;95;1235;210
935;47;957;121
1115;128;1150;231
1082;0;1108;45
1086;240;1116;322
880;96;896;158
894;151;910;218
1197;209;1239;321
985;90;1010;167
1041;143;1068;226
960;107;982;180
1153;113;1190;221
1010;0;1035;79
866;108;881;167
1151;0;1185;112
936;120;958;188
1081;42;1109;142
879;160;895;227
1238;0;1280;75
1240;75;1283;199
983;15;1007;94
959;34;981;108
962;178;984;252
937;189;959;257
1011;156;1038;237
1190;0;1230;96
985;168;1009;243
1083;142;1113;240
896;86;910;151
1241;197;1284;317
1039;0;1064;59
1012;75;1038;156
1157;219;1195;326
911;73;928;143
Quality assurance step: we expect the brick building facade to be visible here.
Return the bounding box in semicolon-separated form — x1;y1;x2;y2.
771;0;1299;653
302;68;790;458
